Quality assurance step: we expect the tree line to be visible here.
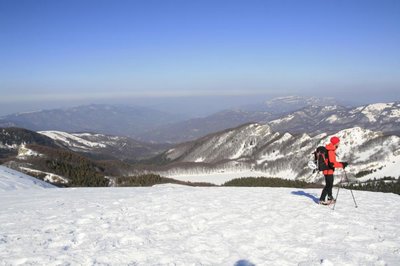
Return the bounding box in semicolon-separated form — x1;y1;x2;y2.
25;144;109;187
116;174;215;187
223;177;317;188
346;177;400;195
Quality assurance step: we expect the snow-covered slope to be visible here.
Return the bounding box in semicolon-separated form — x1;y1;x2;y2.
39;131;107;150
159;124;400;183
0;165;56;191
0;186;399;264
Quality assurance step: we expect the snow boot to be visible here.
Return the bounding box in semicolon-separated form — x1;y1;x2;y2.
319;200;330;205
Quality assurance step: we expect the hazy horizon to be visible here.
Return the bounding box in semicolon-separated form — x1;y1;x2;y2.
1;93;399;118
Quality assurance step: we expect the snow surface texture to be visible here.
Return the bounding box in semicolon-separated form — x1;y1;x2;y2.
0;165;56;191
1;183;399;265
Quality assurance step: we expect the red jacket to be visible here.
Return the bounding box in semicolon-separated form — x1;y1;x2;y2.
323;143;344;175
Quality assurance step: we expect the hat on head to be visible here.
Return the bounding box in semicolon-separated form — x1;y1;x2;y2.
330;136;340;145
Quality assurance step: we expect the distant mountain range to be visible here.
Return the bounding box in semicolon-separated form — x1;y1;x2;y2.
1;96;400;186
7;96;396;144
0;104;183;138
153;123;400;183
268;102;400;136
136;96;345;142
138;99;400;143
0;96;350;143
2;101;400;185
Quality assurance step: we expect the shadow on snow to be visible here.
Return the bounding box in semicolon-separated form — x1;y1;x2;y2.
234;260;256;266
291;190;319;203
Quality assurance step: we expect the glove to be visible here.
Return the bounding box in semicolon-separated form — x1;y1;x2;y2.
342;162;348;169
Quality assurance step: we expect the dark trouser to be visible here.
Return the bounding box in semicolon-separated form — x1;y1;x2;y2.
320;174;334;201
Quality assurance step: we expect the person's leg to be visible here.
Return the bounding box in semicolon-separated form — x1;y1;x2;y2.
325;175;334;200
319;174;330;201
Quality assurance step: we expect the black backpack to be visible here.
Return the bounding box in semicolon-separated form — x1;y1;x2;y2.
313;146;333;171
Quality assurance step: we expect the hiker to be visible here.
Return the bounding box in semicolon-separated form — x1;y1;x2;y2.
319;136;348;205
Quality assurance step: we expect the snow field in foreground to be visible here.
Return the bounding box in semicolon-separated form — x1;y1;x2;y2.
0;186;399;265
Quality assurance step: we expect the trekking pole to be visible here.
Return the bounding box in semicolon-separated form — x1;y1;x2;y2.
344;169;358;208
332;174;344;211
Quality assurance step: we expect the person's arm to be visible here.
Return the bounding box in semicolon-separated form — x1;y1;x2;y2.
328;150;343;168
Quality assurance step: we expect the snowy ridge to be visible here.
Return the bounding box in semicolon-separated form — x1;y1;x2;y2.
37;130;168;161
0;186;399;264
39;131;106;150
0;165;56;191
159;124;400;184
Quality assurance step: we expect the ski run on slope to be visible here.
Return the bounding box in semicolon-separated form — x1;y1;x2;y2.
1;184;399;265
38;131;106;150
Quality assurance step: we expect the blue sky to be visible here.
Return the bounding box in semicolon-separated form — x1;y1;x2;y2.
0;0;399;114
